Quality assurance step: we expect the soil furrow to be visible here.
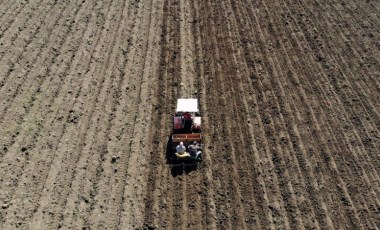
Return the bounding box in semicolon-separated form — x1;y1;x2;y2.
268;2;360;228
117;0;163;228
141;4;173;225
0;1;98;228
23;0;119;228
191;1;219;228
0;0;59;81
292;1;380;226
0;1;33;39
0;0;378;229
227;0;310;229
0;0;44;41
0;0;85;152
0;0;92;189
56;0;133;229
298;0;380;148
35;0;124;227
280;0;380;227
141;0;178;228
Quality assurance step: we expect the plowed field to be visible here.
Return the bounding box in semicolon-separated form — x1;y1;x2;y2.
0;0;379;229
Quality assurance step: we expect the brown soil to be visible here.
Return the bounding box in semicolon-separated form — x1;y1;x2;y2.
0;0;379;229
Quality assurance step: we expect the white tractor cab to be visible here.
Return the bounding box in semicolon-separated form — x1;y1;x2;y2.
173;98;201;133
170;99;203;165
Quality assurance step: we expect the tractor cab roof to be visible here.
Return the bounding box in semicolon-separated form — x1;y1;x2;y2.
176;99;199;113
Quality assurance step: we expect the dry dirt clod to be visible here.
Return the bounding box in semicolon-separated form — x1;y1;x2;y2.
111;156;117;163
111;155;119;163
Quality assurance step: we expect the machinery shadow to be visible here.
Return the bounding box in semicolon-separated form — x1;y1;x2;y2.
171;165;198;177
165;135;173;165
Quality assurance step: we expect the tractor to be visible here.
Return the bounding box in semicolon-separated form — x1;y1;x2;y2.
168;98;203;167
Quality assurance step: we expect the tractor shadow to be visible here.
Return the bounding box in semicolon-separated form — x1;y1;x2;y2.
165;135;197;177
171;164;197;177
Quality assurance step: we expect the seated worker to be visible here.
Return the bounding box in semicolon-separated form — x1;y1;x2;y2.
175;142;190;158
182;112;193;132
182;112;192;120
188;141;202;160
